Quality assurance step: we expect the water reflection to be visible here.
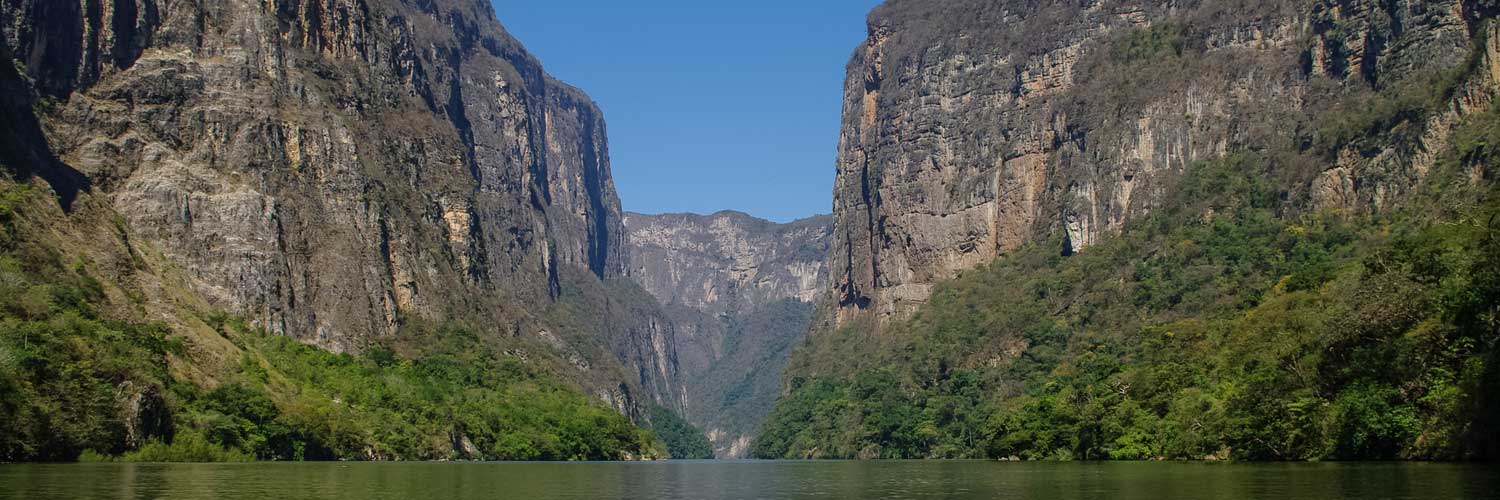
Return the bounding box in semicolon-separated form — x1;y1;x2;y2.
1;461;1495;500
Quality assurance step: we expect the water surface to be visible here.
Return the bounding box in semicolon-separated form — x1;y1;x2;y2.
1;460;1495;500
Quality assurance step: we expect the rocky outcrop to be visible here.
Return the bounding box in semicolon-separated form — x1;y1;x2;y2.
624;211;831;457
626;211;831;317
829;0;1500;327
2;0;680;416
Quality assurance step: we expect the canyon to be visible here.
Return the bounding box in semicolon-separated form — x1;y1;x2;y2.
2;0;832;460
2;0;1498;463
825;0;1500;329
1;0;689;457
758;0;1500;460
624;211;831;457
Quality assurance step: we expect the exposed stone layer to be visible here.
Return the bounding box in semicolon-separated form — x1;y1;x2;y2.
624;211;831;457
829;0;1500;327
3;0;681;416
626;211;831;317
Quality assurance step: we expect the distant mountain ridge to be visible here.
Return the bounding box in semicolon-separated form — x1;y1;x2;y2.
624;210;831;458
626;210;831;315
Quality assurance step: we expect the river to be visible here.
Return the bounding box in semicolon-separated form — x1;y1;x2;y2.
1;460;1495;499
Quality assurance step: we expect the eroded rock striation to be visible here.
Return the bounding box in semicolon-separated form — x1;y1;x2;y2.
624;211;831;457
828;0;1500;328
627;211;831;317
3;0;683;417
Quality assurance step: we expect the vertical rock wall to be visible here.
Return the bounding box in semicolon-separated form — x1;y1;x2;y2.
2;0;678;416
828;0;1500;328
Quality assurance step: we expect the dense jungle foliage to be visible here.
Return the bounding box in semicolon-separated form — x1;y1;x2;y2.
0;179;672;462
647;405;714;459
754;108;1500;460
682;299;817;452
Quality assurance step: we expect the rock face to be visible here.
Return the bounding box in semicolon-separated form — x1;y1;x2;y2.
829;0;1500;327
627;211;831;317
2;0;682;416
624;211;831;457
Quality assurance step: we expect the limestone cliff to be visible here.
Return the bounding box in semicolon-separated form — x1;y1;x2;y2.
624;211;831;457
627;211;830;317
828;0;1500;327
2;0;682;417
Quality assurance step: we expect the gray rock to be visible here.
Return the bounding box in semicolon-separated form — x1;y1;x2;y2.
827;0;1500;329
624;211;831;457
3;0;680;418
626;211;831;318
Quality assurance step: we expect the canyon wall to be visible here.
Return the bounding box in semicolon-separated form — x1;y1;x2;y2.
1;0;683;416
828;0;1500;327
627;211;830;317
624;211;831;457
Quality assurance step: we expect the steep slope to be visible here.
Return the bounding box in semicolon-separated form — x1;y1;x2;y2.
762;150;1500;460
627;211;831;317
0;175;666;461
827;0;1500;327
624;211;831;457
0;0;693;459
763;0;1500;460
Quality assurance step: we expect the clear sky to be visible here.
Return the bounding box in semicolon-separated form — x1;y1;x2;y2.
492;1;883;222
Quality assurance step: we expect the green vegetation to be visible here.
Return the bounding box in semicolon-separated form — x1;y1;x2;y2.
185;320;662;461
647;405;713;459
0;179;667;462
756;128;1500;459
0;259;180;461
685;299;816;451
1111;24;1188;63
1314;27;1490;156
758;15;1500;461
0;181;178;461
87;431;257;463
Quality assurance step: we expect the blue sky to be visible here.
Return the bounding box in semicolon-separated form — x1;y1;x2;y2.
492;1;883;222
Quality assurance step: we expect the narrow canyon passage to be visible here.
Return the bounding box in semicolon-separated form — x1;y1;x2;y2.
0;0;1497;472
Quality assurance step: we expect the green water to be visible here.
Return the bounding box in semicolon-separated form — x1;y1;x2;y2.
0;461;1494;499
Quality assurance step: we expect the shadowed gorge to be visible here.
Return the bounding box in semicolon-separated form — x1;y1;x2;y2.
623;211;831;458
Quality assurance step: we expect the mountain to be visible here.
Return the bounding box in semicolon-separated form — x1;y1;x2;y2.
825;0;1499;328
760;0;1500;460
624;211;831;457
0;0;698;461
626;211;831;317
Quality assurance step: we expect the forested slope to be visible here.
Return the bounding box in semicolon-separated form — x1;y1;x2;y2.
762;0;1500;461
759;113;1500;461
